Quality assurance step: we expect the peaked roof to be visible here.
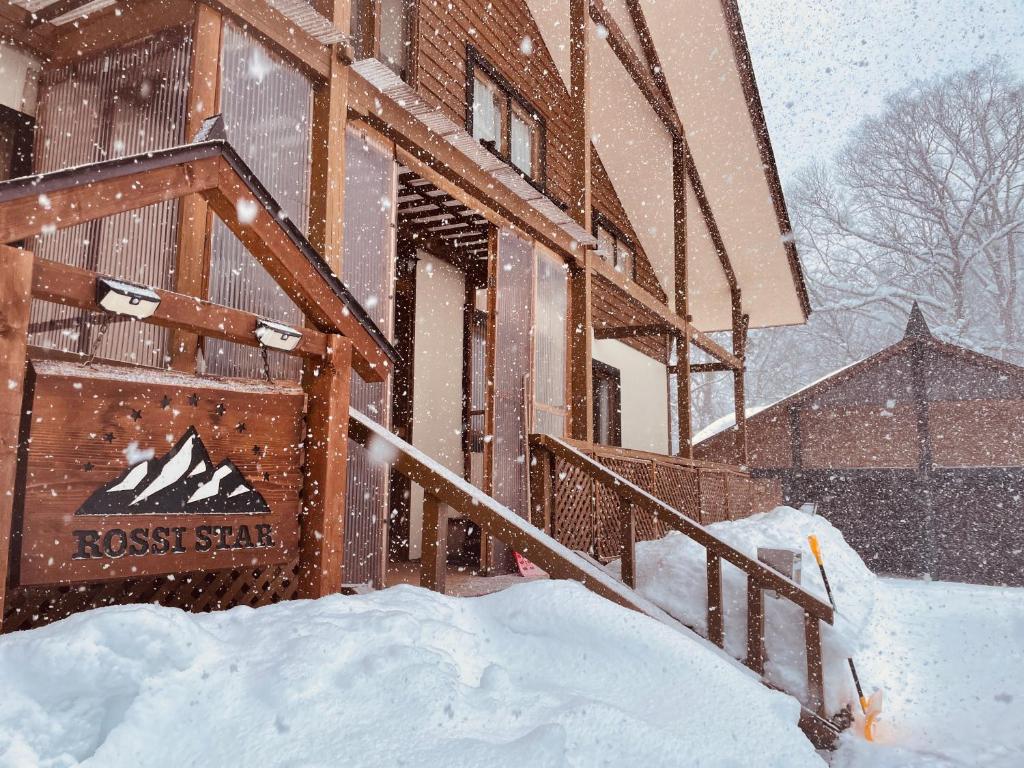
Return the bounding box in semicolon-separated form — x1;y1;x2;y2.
696;303;1024;444
0;117;397;381
904;301;933;340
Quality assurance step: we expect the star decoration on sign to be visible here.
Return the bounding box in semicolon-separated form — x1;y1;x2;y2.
263;471;271;482
129;408;143;421
252;445;263;456
187;393;200;407
215;403;227;416
160;395;172;409
236;422;247;433
102;432;115;443
83;462;94;472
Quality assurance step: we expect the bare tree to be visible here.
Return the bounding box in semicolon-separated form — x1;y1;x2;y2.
734;59;1024;419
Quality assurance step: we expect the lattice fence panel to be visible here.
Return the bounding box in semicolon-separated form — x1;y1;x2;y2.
594;457;649;560
699;472;730;524
1;561;300;634
651;465;701;522
552;458;597;553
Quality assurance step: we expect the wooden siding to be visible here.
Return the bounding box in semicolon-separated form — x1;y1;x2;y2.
413;0;579;216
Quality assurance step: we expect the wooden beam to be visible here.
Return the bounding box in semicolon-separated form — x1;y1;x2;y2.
746;579;765;674
26;0;92;27
732;304;749;464
593;324;671;340
569;257;594;442
297;335;353;597
170;4;223;372
588;0;683;138
30;256;329;358
624;0;676;110
0;247;32;625
706;552;724;646
690;362;731;374
570;0;591;229
619;498;636;588
0;3;56;58
590;255;740;369
49;0;193;64
0;158;222;245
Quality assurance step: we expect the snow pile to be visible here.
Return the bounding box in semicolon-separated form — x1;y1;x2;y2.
0;581;825;768
834;578;1024;768
607;506;877;713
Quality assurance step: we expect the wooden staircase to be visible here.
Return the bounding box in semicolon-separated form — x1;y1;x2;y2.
349;410;843;747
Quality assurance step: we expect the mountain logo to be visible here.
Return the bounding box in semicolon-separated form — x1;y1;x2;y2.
77;427;270;516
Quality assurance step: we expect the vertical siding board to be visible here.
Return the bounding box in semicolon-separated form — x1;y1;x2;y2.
341;127;397;586
206;21;313;380
29;30;192;365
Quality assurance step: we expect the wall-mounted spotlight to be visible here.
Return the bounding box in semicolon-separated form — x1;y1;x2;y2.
95;277;161;319
254;318;302;352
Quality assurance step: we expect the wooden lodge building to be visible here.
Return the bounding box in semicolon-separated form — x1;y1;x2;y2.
696;305;1024;587
0;0;850;744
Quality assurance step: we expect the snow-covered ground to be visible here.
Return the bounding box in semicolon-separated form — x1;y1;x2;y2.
833;578;1024;768
0;580;821;768
0;508;1019;767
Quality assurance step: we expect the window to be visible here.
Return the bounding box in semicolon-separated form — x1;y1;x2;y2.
467;47;544;185
593;360;622;447
594;215;636;280
0;105;33;182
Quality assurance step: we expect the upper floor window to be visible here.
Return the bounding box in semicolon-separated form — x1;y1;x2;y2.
594;214;635;280
467;47;544;186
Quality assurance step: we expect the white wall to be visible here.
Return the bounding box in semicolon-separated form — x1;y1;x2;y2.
408;253;464;558
0;44;39;116
592;338;669;454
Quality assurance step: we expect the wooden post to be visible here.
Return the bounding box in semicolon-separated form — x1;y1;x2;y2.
297;335;353;598
480;225;499;572
706;550;724;647
746;577;765;675
528;444;554;532
170;4;222;372
731;298;748;465
308;0;351;270
672;137;692;458
420;492;448;593
569;0;591;230
620;497;636;588
568;253;594;442
804;611;826;716
0;246;32;625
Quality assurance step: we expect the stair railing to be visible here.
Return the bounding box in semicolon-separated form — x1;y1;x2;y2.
529;433;834;718
348;409;685;628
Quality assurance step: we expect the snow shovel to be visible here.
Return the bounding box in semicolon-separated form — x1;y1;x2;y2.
807;535;883;741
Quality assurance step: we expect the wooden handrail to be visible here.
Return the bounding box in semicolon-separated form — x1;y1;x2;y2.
555;435;748;474
530;433;833;623
347;409;687;628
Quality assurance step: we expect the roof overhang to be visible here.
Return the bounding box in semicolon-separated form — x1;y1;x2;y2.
524;0;810;332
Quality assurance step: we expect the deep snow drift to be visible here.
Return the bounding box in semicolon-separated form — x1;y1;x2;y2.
833;578;1024;768
0;580;823;768
607;506;876;713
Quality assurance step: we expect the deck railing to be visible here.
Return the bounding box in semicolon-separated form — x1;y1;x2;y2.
529;433;834;721
528;436;782;560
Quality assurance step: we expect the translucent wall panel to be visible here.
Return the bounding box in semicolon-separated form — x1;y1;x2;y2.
206;21;312;380
492;230;535;517
29;30;191;366
341;127;396;585
534;245;568;436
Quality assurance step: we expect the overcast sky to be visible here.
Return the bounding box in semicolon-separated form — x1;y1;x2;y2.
737;0;1024;184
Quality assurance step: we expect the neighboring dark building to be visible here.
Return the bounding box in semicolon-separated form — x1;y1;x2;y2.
695;304;1024;586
